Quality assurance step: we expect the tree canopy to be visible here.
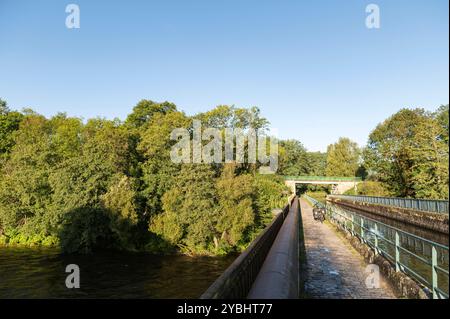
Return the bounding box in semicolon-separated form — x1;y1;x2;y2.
364;107;448;199
325;137;361;177
0;99;289;254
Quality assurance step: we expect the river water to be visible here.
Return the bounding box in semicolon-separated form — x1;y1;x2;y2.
0;248;235;298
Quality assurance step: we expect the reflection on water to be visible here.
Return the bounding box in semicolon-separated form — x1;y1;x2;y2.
328;203;449;296
0;248;235;298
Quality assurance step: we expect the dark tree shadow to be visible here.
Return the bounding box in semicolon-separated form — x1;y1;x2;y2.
58;206;115;254
58;206;176;254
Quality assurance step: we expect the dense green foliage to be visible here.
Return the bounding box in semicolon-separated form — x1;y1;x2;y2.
0;99;24;165
278;140;327;176
344;181;390;196
0;99;288;254
364;106;449;199
304;191;328;203
326;137;361;177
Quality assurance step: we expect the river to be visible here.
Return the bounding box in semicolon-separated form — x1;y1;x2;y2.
0;248;235;298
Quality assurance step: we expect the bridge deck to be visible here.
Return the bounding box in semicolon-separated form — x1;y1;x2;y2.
300;199;396;299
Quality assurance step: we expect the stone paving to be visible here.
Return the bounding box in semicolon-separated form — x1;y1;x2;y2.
300;199;396;299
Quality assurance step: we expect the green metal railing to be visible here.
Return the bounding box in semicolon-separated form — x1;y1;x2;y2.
303;194;449;299
328;194;449;214
283;176;362;182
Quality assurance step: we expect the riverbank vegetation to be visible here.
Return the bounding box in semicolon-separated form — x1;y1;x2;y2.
0;98;448;253
0;99;294;254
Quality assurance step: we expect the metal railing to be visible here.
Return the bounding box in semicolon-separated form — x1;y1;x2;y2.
283;176;362;182
303;195;324;209
200;196;296;299
303;194;449;299
328;194;449;214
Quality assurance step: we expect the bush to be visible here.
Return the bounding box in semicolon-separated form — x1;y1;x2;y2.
345;181;390;196
305;191;328;203
0;235;7;245
59;207;114;253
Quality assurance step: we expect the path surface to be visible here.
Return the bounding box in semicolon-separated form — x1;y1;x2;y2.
300;199;396;299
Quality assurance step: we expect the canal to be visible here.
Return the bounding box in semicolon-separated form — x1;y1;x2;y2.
328;202;449;246
0;248;236;298
327;202;449;297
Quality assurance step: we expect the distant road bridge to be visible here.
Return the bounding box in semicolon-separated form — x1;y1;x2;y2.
283;176;361;194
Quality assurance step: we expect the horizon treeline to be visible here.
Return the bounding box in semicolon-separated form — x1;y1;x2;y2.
0;98;448;254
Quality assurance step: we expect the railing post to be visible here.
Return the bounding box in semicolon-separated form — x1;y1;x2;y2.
351;214;354;235
395;231;400;272
432;246;438;299
374;223;378;254
360;218;364;242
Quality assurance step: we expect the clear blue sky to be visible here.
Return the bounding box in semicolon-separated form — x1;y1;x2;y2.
0;0;448;151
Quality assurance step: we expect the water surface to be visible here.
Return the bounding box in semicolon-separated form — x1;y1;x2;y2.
0;248;235;298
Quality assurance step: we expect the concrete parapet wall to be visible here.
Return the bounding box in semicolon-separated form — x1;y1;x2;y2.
247;198;299;299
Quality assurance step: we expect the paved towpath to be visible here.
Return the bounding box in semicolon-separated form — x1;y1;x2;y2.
300;199;396;299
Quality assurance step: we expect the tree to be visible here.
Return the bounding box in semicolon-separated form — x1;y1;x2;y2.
125;100;177;129
215;164;254;250
0;112;140;251
434;104;449;145
0;98;9;115
364;107;448;199
306;151;327;176
149;164;218;254
278;140;309;176
409;116;448;199
100;175;139;248
138;111;191;217
193;104;270;175
50;118;138;251
326;137;360;177
195;105;269;131
0;114;58;236
58;207;114;254
0;99;24;164
252;174;289;228
365;109;423;197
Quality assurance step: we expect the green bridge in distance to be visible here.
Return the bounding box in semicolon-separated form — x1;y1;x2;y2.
283;176;362;194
